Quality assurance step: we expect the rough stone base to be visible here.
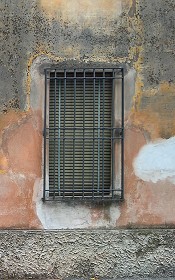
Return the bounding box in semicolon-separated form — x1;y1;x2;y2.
0;229;175;279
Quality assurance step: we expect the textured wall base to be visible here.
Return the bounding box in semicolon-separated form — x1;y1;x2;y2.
0;229;175;279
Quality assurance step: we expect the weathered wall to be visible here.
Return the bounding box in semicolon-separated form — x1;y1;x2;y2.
0;0;175;229
1;229;175;279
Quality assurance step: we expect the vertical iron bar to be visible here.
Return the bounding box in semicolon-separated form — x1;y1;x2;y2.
58;79;61;194
92;69;95;199
82;69;85;198
43;69;47;202
53;70;57;199
73;69;76;198
97;80;101;193
121;68;124;200
102;69;105;199
112;70;115;199
63;70;66;197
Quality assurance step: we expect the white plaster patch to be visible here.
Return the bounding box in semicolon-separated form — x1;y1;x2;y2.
37;199;91;229
36;196;121;230
35;179;120;229
133;137;175;184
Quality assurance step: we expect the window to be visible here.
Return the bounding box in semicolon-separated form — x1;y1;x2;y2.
43;68;124;201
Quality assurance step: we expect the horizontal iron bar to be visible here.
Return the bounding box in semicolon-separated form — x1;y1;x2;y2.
47;127;124;130
47;196;121;199
48;189;120;191
45;67;123;70
47;77;122;80
44;198;122;201
46;137;123;140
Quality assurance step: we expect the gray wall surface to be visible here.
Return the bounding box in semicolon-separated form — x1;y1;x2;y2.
1;229;175;279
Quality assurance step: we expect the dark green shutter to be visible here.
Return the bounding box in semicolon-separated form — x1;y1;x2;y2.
49;72;112;198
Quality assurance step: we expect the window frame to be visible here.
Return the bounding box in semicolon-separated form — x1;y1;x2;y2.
43;68;124;202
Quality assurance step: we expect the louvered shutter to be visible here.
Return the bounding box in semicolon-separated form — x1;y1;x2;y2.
49;71;112;198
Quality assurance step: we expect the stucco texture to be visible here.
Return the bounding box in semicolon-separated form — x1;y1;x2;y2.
0;0;175;229
1;229;175;279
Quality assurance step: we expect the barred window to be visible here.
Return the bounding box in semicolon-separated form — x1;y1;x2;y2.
43;68;124;201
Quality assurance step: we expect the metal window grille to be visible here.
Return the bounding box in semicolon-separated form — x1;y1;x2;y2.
43;68;124;201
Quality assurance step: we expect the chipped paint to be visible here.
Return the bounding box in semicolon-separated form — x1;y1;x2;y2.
39;0;123;21
129;46;144;112
0;151;8;174
131;82;175;139
127;0;145;113
26;49;65;109
0;110;42;228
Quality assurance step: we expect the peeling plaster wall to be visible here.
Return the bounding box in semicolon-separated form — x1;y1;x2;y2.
0;0;175;230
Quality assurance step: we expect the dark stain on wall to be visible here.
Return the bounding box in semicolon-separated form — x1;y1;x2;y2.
0;0;139;112
139;0;175;87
